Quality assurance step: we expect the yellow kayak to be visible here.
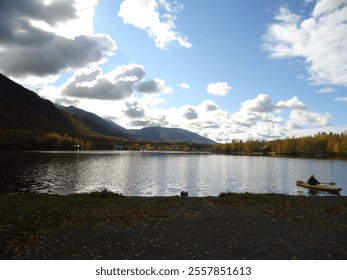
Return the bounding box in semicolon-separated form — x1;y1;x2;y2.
296;181;342;195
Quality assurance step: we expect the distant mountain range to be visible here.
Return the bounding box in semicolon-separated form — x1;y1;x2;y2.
129;126;216;144
0;73;215;145
59;105;216;144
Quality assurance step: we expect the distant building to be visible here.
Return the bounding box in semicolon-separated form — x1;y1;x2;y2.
74;144;81;151
258;146;272;153
114;144;124;150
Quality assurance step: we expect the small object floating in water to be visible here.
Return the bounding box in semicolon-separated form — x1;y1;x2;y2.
180;191;188;197
296;180;342;195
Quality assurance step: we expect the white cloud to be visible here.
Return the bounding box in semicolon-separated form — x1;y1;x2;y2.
275;6;301;24
334;97;347;102
0;0;116;83
239;94;306;114
117;92;342;141
39;73;337;142
136;78;173;94
230;111;258;128
312;0;347;17
30;0;98;38
316;87;336;93
289;110;331;127
183;108;198;120
197;100;219;112
276;96;307;110
241;94;277;112
158;0;184;13
62;64;145;100
263;1;347;87
220;94;331;140
178;82;190;89
207;82;232;96
43;63;171;101
118;0;191;49
124;101;146;118
115;93;335;142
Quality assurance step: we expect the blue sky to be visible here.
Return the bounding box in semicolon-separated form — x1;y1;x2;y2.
1;0;347;142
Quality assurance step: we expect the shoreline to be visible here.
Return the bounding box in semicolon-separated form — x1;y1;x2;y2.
2;149;347;160
1;192;346;260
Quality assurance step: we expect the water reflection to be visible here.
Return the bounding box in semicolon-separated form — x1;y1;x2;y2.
0;151;346;196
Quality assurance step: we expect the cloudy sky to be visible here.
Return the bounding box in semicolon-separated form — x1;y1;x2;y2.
1;0;347;142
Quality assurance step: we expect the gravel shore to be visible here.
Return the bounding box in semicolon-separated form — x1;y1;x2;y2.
1;193;346;259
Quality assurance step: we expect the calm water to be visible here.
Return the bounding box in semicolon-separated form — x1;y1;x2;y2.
0;151;346;196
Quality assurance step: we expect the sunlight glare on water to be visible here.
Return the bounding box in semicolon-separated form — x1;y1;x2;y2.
0;151;346;196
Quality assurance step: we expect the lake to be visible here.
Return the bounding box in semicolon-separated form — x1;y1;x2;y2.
0;151;346;196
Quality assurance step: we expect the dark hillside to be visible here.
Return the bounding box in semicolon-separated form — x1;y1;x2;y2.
59;105;131;138
0;73;216;149
0;73;77;136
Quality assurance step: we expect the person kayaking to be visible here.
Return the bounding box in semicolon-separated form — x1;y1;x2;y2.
308;175;320;185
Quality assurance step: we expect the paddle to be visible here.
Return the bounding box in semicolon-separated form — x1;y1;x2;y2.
320;182;336;186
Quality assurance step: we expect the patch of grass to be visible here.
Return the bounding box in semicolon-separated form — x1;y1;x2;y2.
89;189;124;198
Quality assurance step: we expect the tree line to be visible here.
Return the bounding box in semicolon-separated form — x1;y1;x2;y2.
0;129;212;152
125;142;212;152
0;130;85;150
212;132;347;157
1;129;346;157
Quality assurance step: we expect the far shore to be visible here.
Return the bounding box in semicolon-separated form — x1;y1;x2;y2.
1;149;347;160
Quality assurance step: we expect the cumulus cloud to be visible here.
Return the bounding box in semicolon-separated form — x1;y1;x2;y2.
0;0;116;81
130;120;153;127
241;94;277;112
289;110;331;127
276;96;307;110
198;100;219;112
118;0;191;49
207;82;232;96
124;101;145;118
230;111;258;128
90;91;333;142
223;94;331;140
62;64;144;100
0;0;77;31
183;108;198;120
120;93;331;142
64;76;134;100
178;82;190;89
61;64;172;100
129;113;168;128
136;78;172;94
263;1;347;87
240;94;307;113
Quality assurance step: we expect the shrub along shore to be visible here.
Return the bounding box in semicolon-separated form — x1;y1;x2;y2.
0;192;346;259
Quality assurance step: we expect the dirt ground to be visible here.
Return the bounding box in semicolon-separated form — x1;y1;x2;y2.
1;194;346;259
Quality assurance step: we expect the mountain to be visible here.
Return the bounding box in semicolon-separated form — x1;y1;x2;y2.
59;105;131;138
58;105;215;144
130;126;216;145
0;73;77;136
0;72;216;146
59;106;215;144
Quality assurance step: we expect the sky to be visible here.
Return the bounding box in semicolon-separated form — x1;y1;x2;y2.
1;0;347;143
